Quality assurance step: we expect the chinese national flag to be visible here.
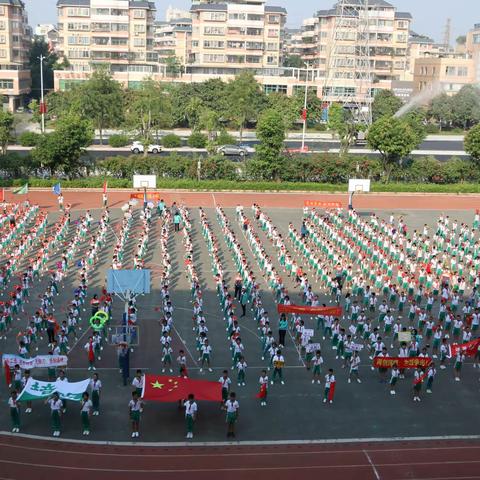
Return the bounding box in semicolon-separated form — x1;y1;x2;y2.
301;108;307;121
256;383;267;399
142;374;222;402
103;181;108;194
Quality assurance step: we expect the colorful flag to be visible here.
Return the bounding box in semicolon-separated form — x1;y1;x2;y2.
17;377;90;402
256;383;267;399
301;108;307;121
4;361;11;387
451;338;480;358
103;181;108;194
372;356;432;369
277;304;342;316
12;184;28;195
0;188;4;202
52;183;61;196
142;374;222;402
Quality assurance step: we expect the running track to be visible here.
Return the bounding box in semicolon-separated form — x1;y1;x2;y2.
4;189;480;211
0;434;479;480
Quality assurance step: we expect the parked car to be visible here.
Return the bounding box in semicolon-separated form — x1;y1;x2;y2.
354;131;367;146
217;144;249;157
130;141;162;154
238;143;256;154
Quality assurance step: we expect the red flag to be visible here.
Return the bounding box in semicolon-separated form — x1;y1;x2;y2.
87;341;95;363
328;381;336;401
277;304;342;316
4;361;11;387
142;374;222;402
451;338;480;358
103;181;108;194
301;108;307;121
373;357;432;369
0;188;4;202
256;383;267;399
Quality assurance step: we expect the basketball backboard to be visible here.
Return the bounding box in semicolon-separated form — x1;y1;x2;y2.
348;179;371;193
107;269;151;295
133;175;156;189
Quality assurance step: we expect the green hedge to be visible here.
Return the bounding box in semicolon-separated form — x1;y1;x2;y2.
161;133;182;148
2;177;480;193
18;131;41;147
187;132;207;148
108;134;130;147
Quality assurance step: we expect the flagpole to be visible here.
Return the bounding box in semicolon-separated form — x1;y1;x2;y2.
39;54;45;134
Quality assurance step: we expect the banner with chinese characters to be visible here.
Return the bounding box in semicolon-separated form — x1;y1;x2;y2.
17;377;90;402
2;354;67;369
372;357;432;369
277;304;342;316
304;200;342;208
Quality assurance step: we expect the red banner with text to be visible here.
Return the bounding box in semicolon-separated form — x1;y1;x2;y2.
304;200;342;208
373;357;432;369
130;192;161;201
451;338;480;358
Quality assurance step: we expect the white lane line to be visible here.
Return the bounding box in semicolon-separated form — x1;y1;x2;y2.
1;431;479;448
172;323;199;366
363;449;381;480
212;193;217;208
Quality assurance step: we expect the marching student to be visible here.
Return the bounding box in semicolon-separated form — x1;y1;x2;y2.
161;342;173;373
184;393;198;439
177;350;188;378
389;364;400;395
89;372;102;416
84;336;96;371
236;356;247;386
128;391;144;438
440;338;449;369
80;392;93;436
21;369;33;414
413;367;424;402
46;391;63;437
348;351;362;384
224;392;239;438
258;370;269;406
271;349;285;385
454;350;465;381
199;339;213;373
312;350;324;384
219;370;232;405
323;369;335;404
8;390;20;433
426;362;436;393
132;369;144;397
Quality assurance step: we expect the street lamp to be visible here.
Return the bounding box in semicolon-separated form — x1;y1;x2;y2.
301;62;309;152
38;54;45;134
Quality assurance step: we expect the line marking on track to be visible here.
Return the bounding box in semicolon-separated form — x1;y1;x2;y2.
363;450;381;480
172;324;199;367
1;432;479;449
212;193;217;208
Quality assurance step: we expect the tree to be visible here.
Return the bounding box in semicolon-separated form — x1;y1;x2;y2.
327;103;358;155
428;93;454;129
451;85;480;129
28;38;59;101
293;88;323;124
124;79;172;148
32;114;93;177
266;93;300;129
71;69;124;144
366;116;421;182
372;90;403;121
0;110;14;155
198;108;221;141
465;124;480;162
456;35;467;45
225;72;265;141
254;109;286;180
283;55;304;68
164;55;182;78
185;97;203;130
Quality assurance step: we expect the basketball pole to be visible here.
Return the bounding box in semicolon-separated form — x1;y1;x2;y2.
348;191;355;210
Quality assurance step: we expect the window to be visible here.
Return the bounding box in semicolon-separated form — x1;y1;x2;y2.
203;40;225;49
92;37;109;45
264;84;287;94
396;34;407;43
192;40;199;47
203;53;225;62
266;56;276;64
227;40;244;48
133;38;145;47
397;21;407;29
67;8;89;17
246;42;263;50
266;42;277;51
67;23;90;31
204;26;225;35
0;49;6;58
267;29;277;38
92;23;110;32
68;49;90;59
68;36;90;45
111;9;128;16
0;79;13;89
93;8;109;15
0;6;4;15
133;10;145;19
247;14;263;21
474;34;480;44
267;15;280;24
445;66;456;76
227;55;244;63
457;66;468;76
245;55;261;63
228;13;246;20
0;35;5;44
111;23;128;32
0;21;5;30
111;37;128;46
204;12;226;21
134;24;146;34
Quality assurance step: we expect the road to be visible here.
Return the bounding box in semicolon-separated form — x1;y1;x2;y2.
8;136;467;161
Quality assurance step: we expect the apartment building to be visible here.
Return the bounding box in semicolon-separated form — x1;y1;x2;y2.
298;0;412;106
54;0;158;91
188;0;287;76
154;17;192;69
0;0;31;111
466;23;480;81
413;53;476;96
165;5;191;23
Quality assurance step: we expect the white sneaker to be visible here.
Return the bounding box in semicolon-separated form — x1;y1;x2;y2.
131;432;135;438
169;369;173;373
329;400;333;404
348;378;351;383
135;432;139;437
357;379;361;383
311;379;315;384
455;377;460;381
323;398;327;403
281;380;285;385
270;381;274;385
199;368;203;373
390;390;395;395
208;368;213;372
426;389;432;393
317;380;321;384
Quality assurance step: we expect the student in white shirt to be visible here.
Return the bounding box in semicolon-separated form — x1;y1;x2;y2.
80;392;93;435
89;372;102;416
8;390;20;433
129;391;144;438
184;393;198;439
224;392;239;438
258;370;269;407
132;370;144;397
46;392;63;437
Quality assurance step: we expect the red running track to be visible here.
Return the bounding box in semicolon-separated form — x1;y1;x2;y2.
4;189;480;211
0;435;479;480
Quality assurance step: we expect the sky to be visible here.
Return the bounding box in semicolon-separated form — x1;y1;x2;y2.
24;0;477;43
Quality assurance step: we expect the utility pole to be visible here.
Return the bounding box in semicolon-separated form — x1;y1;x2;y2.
301;62;309;152
39;54;45;134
